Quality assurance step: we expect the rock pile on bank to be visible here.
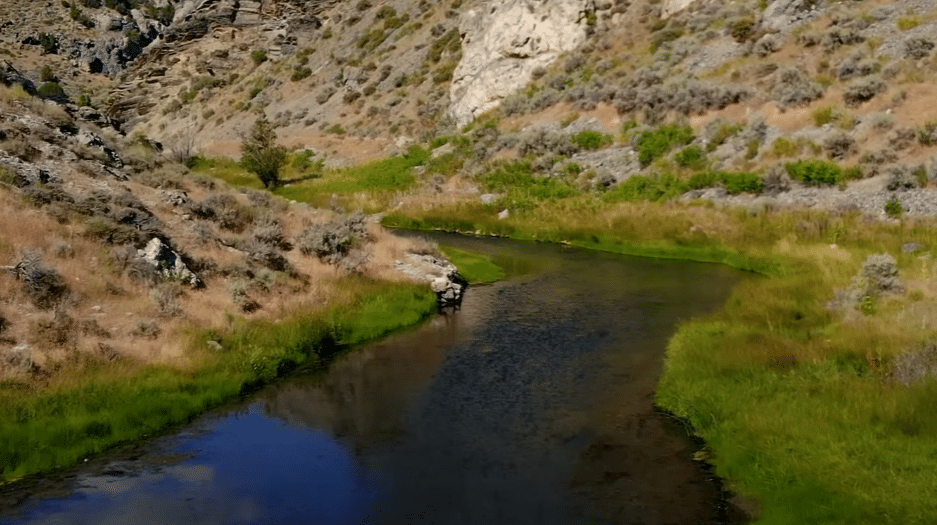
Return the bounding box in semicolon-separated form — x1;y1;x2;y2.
395;253;467;308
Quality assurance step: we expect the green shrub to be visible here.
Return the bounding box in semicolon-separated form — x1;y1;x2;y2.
885;196;903;218
291;67;312;81
785;159;842;186
650;28;685;52
573;130;613;150
37;82;66;101
687;171;763;194
40;66;55;82
730;17;756;42
812;106;835;126
674;145;707;170
38;33;57;55
241;117;287;188
770;137;798;158
250;50;267;65
918;121;937;146
897;17;920;30
604;173;687;202
637;124;694;167
707;122;742;152
720;171;764;194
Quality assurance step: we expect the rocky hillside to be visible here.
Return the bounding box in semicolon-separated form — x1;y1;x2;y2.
2;0;937;376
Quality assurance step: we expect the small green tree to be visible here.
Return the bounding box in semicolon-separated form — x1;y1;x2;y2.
241;117;287;189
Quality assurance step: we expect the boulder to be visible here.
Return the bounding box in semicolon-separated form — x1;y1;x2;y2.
137;237;201;287
449;0;598;126
394;253;468;307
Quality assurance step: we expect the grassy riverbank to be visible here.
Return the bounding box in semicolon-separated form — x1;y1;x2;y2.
0;279;436;483
188;147;937;522
383;201;937;524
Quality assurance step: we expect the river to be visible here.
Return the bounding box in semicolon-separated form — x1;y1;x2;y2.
0;233;745;524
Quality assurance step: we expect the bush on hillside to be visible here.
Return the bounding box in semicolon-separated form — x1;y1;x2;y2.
297;213;370;265
636;124;694;167
772;67;825;107
904;37;935;59
843;75;885;107
241;117;287;189
37;82;67;102
674;145;707;170
784;159;842;186
572;130;612;150
824;132;856;159
7;250;69;310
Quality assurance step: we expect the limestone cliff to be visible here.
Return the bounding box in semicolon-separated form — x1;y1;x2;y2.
449;0;600;126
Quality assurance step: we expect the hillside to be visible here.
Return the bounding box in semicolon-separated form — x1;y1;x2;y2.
3;0;937;521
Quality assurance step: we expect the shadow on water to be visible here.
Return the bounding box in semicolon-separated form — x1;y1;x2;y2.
1;233;749;525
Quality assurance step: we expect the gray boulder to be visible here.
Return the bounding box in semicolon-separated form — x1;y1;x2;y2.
394;253;467;307
137;237;201;287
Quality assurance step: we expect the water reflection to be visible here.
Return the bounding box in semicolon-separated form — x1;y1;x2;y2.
2;406;380;525
1;234;744;525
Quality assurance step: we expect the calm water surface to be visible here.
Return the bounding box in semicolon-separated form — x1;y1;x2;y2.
0;234;744;524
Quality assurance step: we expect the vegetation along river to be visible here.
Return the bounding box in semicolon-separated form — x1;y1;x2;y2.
0;233;745;524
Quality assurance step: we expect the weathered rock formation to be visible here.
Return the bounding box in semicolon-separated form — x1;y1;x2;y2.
395;253;467;308
449;0;599;126
137;237;201;287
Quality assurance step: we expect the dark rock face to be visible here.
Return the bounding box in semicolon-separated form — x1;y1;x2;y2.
0;60;37;95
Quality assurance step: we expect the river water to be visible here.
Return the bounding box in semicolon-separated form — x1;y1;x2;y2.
0;234;744;525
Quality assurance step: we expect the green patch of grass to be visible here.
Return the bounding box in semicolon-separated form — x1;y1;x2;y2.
274;146;429;206
897;16;920;30
687;171;764;195
0;279;436;482
785;158;843;186
481;161;579;210
604;174;687;202
188;156;265;189
674;145;708;170
572;130;613;150
637;124;695;167
439;246;505;283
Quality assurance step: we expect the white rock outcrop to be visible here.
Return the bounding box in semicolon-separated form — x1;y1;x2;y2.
661;0;699;19
449;0;595;126
137;237;201;287
394;253;467;307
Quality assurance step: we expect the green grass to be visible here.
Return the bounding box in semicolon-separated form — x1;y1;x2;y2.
481;161;579;210
637;124;694;167
188;156;264;189
0;279;436;483
384;193;937;523
274;146;429;205
785;159;846;186
191;144;937;522
439;246;505;283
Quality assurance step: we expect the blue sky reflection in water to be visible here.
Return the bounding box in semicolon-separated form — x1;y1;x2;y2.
2;405;383;525
1;234;744;525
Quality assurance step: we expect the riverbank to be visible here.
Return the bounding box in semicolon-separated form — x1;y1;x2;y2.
0;278;436;483
383;201;937;523
50;141;937;522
